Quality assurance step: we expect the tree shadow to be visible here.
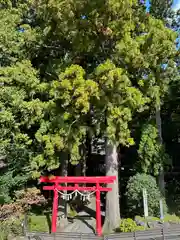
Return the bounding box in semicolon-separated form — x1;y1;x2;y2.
74;215;92;220
81;205;105;224
29;201;66;234
75;216;96;234
44;212;51;233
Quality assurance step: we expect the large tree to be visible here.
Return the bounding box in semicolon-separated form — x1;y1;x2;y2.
148;0;179;194
93;60;146;232
150;0;173;20
0;4;43;203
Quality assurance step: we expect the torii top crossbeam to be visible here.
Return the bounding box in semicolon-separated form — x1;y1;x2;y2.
40;176;116;183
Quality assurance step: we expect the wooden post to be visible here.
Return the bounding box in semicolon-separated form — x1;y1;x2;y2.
51;184;58;233
96;183;101;236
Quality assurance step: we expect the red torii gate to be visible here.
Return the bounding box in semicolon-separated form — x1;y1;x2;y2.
40;176;116;236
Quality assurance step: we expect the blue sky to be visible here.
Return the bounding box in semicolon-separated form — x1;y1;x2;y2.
146;0;180;11
173;0;180;10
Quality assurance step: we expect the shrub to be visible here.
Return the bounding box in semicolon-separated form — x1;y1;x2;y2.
0;217;23;240
15;187;47;212
0;187;47;222
117;218;146;232
119;218;137;232
126;173;167;217
116;214;180;234
0;222;8;240
0;203;23;221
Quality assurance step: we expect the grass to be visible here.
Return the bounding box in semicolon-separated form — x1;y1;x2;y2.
135;214;180;224
28;214;50;232
0;214;50;240
163;214;180;223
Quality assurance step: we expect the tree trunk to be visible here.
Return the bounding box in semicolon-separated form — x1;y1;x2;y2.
58;153;68;227
75;163;81;176
103;140;120;233
85;131;91;177
82;157;86;177
156;106;165;195
79;143;87;177
62;155;68;218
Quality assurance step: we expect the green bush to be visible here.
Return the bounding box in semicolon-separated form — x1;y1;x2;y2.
116;214;180;234
117;218;146;232
0;222;8;240
126;173;167;217
0;217;23;240
119;218;138;232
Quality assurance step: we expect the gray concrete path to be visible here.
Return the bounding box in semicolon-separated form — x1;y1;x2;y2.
62;196;105;234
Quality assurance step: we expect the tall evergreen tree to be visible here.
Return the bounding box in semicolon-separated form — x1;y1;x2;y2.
148;0;179;194
150;0;173;20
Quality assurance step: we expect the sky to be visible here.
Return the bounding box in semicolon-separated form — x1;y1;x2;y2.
146;0;180;11
173;0;180;10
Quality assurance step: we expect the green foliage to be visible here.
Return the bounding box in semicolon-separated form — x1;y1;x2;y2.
126;173;167;217
94;59;148;146
0;5;40;66
116;218;145;233
0;60;44;200
32;64;99;177
138;123;170;175
0;214;50;239
119;218;139;232
150;0;173;20
0;172;30;204
116;215;180;233
0;217;23;240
